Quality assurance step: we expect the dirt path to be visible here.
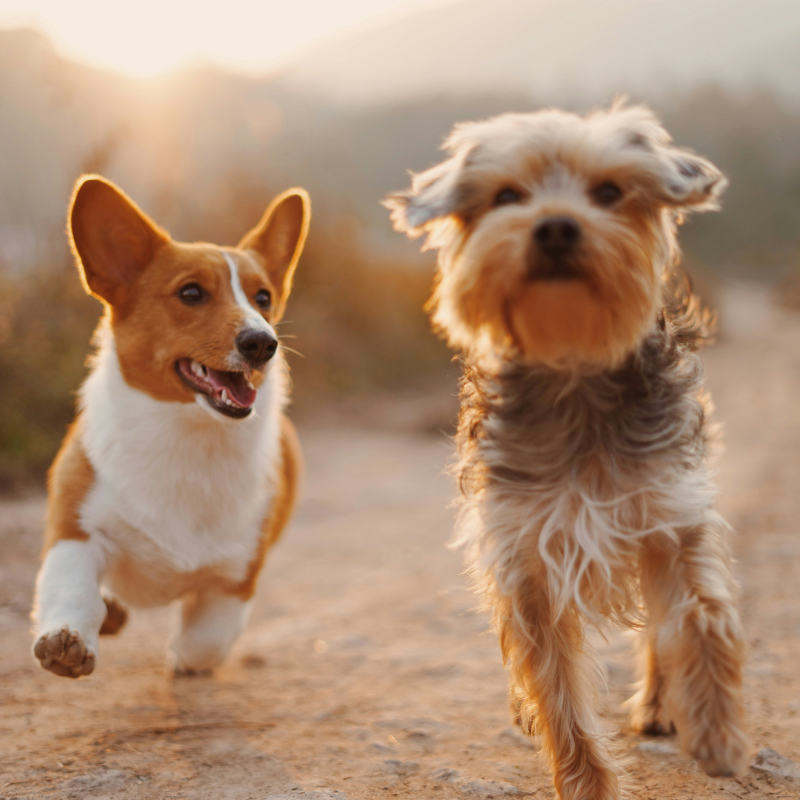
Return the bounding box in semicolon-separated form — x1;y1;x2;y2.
1;285;799;800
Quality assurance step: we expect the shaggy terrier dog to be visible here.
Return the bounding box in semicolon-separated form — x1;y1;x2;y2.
385;103;749;800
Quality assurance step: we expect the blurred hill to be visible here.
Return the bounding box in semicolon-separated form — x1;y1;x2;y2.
281;0;800;105
2;22;800;271
2;14;800;488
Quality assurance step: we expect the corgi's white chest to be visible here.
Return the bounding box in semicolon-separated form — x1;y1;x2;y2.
77;334;283;599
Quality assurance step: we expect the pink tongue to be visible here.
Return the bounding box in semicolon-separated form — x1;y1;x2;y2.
206;367;257;408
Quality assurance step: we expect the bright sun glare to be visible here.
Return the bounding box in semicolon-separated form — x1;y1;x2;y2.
0;0;435;77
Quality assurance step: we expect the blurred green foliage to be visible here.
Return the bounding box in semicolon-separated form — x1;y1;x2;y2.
0;262;99;490
288;220;447;397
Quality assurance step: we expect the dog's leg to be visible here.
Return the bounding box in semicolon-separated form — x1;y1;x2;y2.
497;580;619;800
99;590;129;635
628;628;674;735
33;538;107;678
639;528;749;776
628;540;675;736
170;588;253;674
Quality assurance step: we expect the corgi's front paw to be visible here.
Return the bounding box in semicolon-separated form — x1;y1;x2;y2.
34;626;96;678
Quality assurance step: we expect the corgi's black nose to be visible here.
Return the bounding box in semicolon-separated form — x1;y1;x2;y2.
534;216;580;256
236;329;278;367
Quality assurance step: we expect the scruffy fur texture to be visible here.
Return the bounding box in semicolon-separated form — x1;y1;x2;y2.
386;104;749;799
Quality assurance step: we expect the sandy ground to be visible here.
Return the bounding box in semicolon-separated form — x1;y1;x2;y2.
1;284;799;800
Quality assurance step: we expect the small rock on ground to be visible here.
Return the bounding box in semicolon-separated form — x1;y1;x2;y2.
751;747;800;779
61;770;129;796
430;766;463;782
265;793;347;800
429;768;524;797
636;741;679;756
496;726;537;750
382;759;420;777
458;778;524;797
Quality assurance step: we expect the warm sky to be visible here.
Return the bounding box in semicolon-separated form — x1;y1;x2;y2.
0;0;448;77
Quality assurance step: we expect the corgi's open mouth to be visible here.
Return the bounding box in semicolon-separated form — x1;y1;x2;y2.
175;358;257;419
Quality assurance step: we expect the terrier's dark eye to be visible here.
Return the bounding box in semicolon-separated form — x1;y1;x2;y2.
178;283;204;305
591;182;623;207
494;187;522;206
255;289;271;309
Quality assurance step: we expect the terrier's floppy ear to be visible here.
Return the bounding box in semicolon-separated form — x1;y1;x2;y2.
608;103;727;212
384;152;468;238
69;175;169;307
238;188;310;318
651;146;727;211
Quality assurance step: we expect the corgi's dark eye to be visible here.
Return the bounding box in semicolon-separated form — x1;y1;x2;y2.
255;289;271;309
591;182;623;207
494;187;522;206
178;283;204;305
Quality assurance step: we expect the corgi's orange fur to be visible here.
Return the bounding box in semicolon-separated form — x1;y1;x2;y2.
32;176;309;677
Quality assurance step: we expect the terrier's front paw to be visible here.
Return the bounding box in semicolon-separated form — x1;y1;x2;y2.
509;690;537;735
690;726;750;778
34;626;96;678
629;696;675;736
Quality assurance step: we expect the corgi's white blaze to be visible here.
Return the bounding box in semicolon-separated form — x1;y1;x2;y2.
222;250;275;336
222;250;278;373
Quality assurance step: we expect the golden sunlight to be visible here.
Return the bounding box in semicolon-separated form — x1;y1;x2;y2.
0;0;435;77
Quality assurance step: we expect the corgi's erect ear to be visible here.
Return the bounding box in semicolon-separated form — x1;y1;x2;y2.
69;175;168;307
238;188;310;318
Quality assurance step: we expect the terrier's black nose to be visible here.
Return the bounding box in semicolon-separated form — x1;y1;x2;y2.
236;329;278;367
534;216;581;256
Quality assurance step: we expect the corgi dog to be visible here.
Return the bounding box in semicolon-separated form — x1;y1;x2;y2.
32;176;309;677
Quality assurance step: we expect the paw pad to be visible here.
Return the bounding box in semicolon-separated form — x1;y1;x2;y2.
34;627;95;678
